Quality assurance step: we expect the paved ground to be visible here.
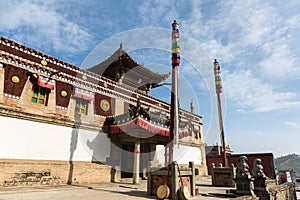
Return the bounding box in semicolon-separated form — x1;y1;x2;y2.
0;183;152;200
0;176;233;200
0;177;298;200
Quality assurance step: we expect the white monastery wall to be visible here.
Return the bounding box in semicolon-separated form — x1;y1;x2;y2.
0;115;110;162
156;144;202;165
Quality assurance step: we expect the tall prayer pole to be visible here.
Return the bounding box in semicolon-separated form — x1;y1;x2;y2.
214;59;228;167
169;20;180;164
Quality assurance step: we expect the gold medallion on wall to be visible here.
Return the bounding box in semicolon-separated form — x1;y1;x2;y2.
60;90;68;98
100;99;110;112
41;60;47;66
11;75;20;83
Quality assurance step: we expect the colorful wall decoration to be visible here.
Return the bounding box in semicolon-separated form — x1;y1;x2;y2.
94;93;115;116
55;81;73;110
4;64;28;99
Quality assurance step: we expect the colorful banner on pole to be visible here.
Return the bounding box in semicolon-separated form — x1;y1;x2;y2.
172;20;180;67
214;59;222;93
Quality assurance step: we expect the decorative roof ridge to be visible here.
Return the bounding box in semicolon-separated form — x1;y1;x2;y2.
133;64;171;78
120;51;171;79
0;36;80;69
87;44;170;79
87;45;127;73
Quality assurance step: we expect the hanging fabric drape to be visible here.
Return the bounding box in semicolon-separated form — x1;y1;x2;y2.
37;73;55;90
73;87;94;101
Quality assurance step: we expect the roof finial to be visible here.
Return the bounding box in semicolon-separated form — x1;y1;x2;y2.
214;59;218;65
190;99;194;113
120;42;123;49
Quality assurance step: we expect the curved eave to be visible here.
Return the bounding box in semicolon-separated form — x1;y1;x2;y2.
87;47;127;75
106;115;191;139
87;47;171;89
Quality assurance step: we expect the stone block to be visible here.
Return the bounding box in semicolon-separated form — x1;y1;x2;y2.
0;159;111;188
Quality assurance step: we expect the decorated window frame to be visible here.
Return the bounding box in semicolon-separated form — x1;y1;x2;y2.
72;87;94;116
30;84;49;106
74;98;89;115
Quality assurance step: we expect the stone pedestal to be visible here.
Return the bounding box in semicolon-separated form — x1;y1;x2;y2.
211;163;235;187
235;178;255;196
254;179;267;188
110;166;121;183
254;179;270;199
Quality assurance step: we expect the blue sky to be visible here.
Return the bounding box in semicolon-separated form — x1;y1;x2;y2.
1;0;300;157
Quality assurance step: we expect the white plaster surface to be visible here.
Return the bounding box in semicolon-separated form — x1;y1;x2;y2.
156;144;202;165
0;115;110;162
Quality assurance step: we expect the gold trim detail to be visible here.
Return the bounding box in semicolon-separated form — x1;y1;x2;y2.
41;60;47;66
11;75;20;83
60;90;67;97
100;99;110;112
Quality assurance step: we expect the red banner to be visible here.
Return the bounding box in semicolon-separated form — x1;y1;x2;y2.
109;116;191;139
109;116;169;137
37;74;55;90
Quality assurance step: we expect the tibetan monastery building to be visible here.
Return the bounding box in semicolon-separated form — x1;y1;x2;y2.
0;36;207;186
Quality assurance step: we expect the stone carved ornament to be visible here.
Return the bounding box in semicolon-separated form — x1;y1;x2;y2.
252;158;267;180
236;156;252;179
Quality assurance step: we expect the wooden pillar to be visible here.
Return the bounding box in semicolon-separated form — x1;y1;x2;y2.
218;93;228;167
0;64;4;104
147;161;152;195
201;144;207;166
150;144;158;165
169;20;180;165
165;146;169;167
107;135;121;182
171;161;179;200
214;59;228;167
189;161;196;196
133;140;140;184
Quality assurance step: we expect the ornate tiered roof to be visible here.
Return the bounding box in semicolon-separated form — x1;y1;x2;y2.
88;44;170;92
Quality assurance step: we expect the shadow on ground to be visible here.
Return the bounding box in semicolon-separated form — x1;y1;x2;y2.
70;183;156;199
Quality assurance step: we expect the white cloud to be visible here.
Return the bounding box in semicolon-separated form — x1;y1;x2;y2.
286;15;300;29
259;43;296;78
137;0;179;26
206;1;278;45
0;0;93;54
284;121;300;129
224;70;300;112
236;108;245;113
134;1;300;114
198;0;300;78
201;39;235;63
174;0;300;113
